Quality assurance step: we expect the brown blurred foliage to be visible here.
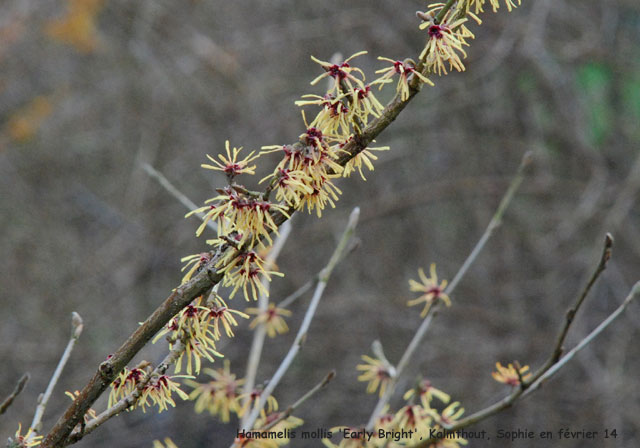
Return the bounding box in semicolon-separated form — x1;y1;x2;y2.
1;1;639;447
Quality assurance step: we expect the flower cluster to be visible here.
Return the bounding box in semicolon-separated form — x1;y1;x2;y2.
108;366;190;413
216;249;284;301
166;0;523;441
188;185;290;245
138;374;191;413
415;1;521;75
246;303;292;338
152;295;248;374
419;14;473;75
187;361;245;422
327;378;465;447
374;57;434;101
9;424;42;448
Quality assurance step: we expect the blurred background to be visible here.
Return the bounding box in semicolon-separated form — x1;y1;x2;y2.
1;0;639;447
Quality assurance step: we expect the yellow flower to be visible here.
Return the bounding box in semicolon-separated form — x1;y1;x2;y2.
246;303;292;337
11;423;42;447
356;355;394;397
205;296;249;339
419;17;473;75
437;401;465;426
407;264;451;317
475;0;521;13
262;168;315;208
492;362;531;386
187;361;244;422
374;57;434;101
217;250;284;301
237;386;279;418
179;252;212;284
187;187;290;244
139;374;191;413
403;379;451;409
152;297;226;375
177;333;223;375
152;438;179;448
350;85;385;127
295;93;352;137
391;405;433;433
342;143;389;181
202;140;260;179
310;51;368;94
108;366;147;408
262;131;345;219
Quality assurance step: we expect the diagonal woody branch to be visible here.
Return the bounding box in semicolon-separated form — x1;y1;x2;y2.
41;22;440;445
41;268;221;447
41;73;424;448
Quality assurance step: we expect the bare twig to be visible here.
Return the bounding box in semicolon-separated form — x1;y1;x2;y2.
41;12;469;442
241;208;360;432
278;238;359;310
366;306;437;429
66;342;186;444
30;313;83;434
277;278;315;310
522;281;640;397
531;233;613;381
0;373;30;416
259;370;336;431
142;163;217;232
366;152;531;428
447;151;532;293
240;220;293;428
41;265;221;447
408;281;640;448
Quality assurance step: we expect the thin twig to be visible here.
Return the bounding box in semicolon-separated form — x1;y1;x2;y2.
407;281;640;448
530;233;613;382
260;370;336;431
366;307;437;429
142;163;217;232
522;281;640;398
41;12;459;442
446;151;532;294
66;342;186;444
0;373;30;416
366;152;531;428
30;313;83;434
278;239;359;310
278;278;315;310
241;208;360;432
41;264;220;448
240;220;293;429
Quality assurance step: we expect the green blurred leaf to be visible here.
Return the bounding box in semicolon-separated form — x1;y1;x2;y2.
576;62;613;147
